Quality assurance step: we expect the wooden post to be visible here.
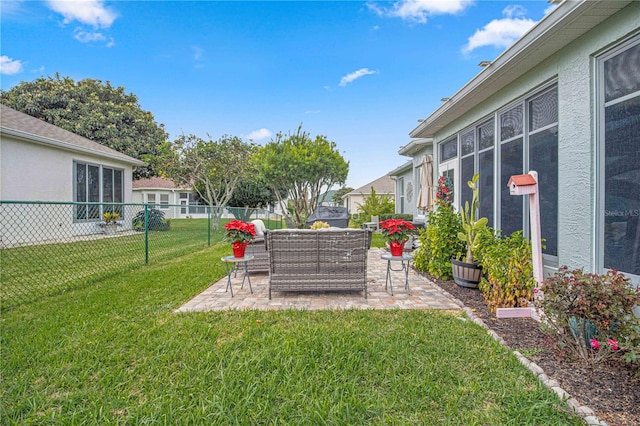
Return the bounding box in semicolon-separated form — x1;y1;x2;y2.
499;171;543;319
528;171;543;288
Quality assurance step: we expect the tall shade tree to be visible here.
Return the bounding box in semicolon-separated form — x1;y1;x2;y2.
0;74;168;179
161;134;255;229
258;126;349;228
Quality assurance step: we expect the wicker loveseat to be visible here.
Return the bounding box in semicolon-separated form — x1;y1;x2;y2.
265;228;372;299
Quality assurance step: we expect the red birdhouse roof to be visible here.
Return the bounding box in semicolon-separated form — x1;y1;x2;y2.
507;174;537;187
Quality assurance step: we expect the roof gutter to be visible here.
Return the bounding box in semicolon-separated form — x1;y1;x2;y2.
1;127;147;166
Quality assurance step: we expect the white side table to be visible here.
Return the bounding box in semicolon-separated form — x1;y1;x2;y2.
221;255;254;297
381;253;414;296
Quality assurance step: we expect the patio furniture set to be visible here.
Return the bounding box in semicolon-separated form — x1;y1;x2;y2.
222;226;413;299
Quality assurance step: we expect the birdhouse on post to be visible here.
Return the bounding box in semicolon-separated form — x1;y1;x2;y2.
497;171;543;320
507;174;537;195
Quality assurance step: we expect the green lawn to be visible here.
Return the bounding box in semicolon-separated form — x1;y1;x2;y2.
1;244;582;425
2;218;217;307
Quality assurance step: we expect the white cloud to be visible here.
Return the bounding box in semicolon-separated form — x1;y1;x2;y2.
0;55;24;75
73;28;105;42
339;68;377;87
247;128;272;141
192;46;204;61
47;0;117;28
502;4;527;19
462;6;536;54
369;0;474;24
72;28;115;47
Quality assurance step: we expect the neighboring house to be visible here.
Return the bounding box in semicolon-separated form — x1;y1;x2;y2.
344;175;395;214
388;138;433;218
132;177;209;219
0;104;145;243
318;190;337;207
401;1;639;284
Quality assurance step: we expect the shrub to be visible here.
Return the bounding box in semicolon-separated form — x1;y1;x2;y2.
413;206;463;280
132;208;170;231
353;188;395;227
535;266;640;365
477;230;536;312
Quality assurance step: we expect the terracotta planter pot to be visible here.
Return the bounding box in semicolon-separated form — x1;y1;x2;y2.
451;257;482;289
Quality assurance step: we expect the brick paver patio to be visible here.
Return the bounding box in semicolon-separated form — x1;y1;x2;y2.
176;248;462;312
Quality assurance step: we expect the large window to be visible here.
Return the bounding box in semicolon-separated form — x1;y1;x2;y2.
500;104;524;237
459;121;495;225
74;162;123;221
436;85;558;258
529;88;559;256
179;192;207;214
478;120;495;226
599;36;640;279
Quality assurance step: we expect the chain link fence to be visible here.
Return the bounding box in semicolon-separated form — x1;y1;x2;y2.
0;201;282;309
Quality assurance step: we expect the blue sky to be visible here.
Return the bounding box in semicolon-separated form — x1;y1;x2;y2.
1;0;554;189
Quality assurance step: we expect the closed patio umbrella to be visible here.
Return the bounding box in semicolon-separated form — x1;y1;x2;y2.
417;155;434;212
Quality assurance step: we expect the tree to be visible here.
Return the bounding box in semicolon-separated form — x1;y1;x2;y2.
257;126;349;228
0;74;168;179
160;134;255;229
227;173;278;221
355;187;395;225
332;186;354;206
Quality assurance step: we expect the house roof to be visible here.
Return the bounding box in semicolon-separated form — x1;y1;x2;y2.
410;0;634;139
319;189;337;203
347;175;395;196
398;138;432;157
132;176;188;190
0;104;146;166
387;160;413;177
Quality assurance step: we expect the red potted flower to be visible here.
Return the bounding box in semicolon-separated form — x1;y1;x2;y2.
380;218;415;256
223;220;256;258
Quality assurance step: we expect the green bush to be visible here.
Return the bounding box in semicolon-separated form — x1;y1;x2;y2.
353;188;395;227
132;208;171;231
535;266;640;367
477;230;535;312
413;206;463;280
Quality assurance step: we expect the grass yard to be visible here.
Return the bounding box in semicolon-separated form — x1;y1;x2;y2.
1;244;582;425
3;219;234;307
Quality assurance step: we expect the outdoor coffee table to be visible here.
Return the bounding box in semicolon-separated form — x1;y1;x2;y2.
381;253;414;296
221;255;254;297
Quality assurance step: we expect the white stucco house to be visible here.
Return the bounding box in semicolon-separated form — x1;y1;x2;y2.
132;177;210;219
0;104;145;244
395;0;639;284
344;175;395;214
388;138;433;218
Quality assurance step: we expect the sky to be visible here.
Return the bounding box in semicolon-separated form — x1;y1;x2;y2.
0;0;556;189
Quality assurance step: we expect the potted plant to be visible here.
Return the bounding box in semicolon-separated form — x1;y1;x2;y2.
100;211;122;235
223;219;257;258
310;221;331;230
380;218;416;256
452;173;488;288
